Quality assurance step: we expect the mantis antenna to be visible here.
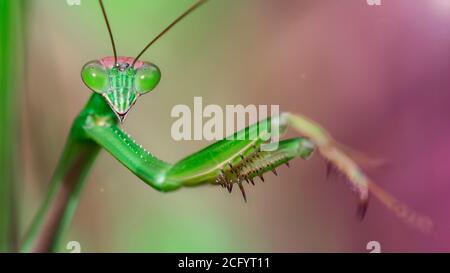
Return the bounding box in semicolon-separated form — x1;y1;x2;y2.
132;0;210;67
99;0;118;65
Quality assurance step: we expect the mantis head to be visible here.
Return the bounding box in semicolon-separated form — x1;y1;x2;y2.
82;0;208;122
81;57;161;122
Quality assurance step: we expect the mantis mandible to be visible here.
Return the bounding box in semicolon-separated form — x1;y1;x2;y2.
22;0;433;252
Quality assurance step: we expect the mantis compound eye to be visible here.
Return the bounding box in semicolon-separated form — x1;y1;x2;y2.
134;62;161;94
81;61;109;94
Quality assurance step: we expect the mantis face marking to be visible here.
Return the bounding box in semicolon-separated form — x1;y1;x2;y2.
81;56;161;122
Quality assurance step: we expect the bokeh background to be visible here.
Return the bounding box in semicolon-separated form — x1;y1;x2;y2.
15;0;450;252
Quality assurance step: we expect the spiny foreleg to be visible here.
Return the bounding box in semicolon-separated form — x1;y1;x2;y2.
215;137;314;201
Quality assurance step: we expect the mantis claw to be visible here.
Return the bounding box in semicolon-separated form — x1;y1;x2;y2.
326;162;333;179
356;197;370;220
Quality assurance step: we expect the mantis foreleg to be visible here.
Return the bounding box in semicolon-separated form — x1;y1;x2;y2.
24;94;432;252
86;105;433;233
84;113;314;194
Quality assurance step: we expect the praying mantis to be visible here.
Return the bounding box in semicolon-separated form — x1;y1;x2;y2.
21;0;433;252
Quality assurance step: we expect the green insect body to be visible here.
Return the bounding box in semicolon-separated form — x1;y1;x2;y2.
23;0;433;253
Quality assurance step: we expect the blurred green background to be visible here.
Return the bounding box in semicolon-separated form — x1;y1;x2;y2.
11;0;450;252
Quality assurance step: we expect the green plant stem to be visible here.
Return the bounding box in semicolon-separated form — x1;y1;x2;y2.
0;0;22;252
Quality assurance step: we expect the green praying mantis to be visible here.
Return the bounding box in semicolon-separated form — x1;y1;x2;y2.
21;0;433;252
